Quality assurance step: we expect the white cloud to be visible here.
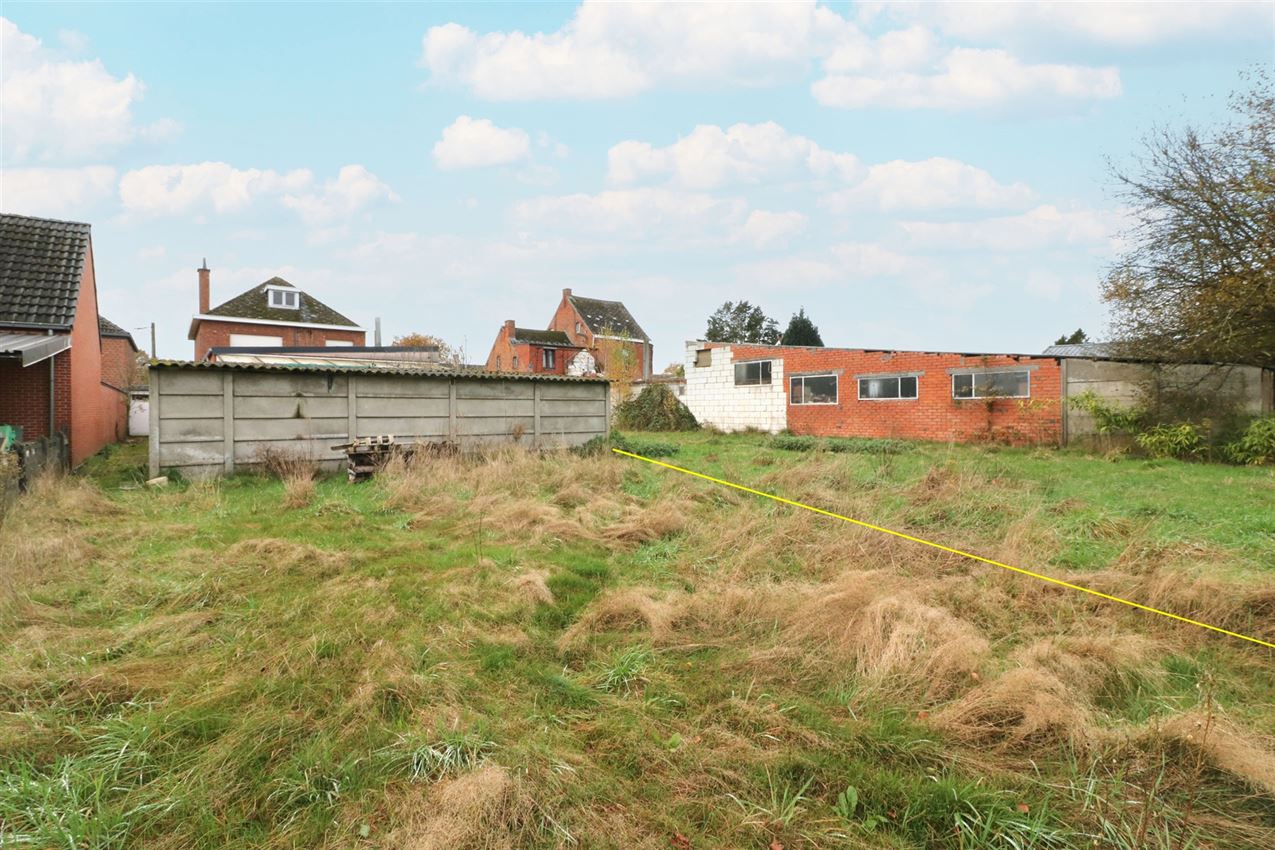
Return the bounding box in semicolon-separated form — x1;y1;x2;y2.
823;157;1033;212
737;210;808;248
0;166;116;216
119;162;395;222
899;204;1127;252
870;1;1269;47
433;116;532;170
421;1;827;100
813;47;1120;110
1;17;178;162
608;122;859;189
282;164;399;224
120;162;312;215
828;241;931;277
514;187;748;239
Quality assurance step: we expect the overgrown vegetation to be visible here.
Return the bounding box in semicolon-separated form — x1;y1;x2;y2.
2;435;1273;849
613;384;699;432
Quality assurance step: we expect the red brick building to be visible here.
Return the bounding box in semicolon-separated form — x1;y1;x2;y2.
0;214;132;466
189;263;364;359
484;321;585;375
684;342;1064;445
99;316;141;391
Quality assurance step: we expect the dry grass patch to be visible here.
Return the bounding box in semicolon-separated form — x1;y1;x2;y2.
385;766;536;850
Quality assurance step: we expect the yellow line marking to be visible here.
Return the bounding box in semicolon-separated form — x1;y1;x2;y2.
612;448;1274;650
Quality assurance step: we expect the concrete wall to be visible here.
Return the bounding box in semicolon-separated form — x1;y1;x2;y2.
1063;359;1274;443
682;343;787;433
149;366;610;478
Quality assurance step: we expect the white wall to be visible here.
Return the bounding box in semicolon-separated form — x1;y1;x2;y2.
683;342;787;432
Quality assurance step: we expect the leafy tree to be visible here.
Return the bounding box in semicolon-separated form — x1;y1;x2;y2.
1101;72;1274;369
391;333;464;365
705;301;780;344
780;307;824;346
1054;329;1089;346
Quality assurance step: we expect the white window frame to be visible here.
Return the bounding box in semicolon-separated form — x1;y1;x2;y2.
734;359;773;386
790;373;839;406
951;370;1031;400
268;287;300;310
857;374;920;401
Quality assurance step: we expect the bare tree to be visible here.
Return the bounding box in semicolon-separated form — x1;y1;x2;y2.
391;333;466;366
1102;71;1274;369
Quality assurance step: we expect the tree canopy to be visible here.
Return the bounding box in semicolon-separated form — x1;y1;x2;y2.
1054;329;1089;346
1101;72;1274;369
704;301;780;344
391;333;464;365
780;308;824;346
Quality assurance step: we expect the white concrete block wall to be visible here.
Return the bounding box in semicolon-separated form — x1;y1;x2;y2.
683;342;787;432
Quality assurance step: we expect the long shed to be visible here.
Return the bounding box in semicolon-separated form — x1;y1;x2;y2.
148;361;610;478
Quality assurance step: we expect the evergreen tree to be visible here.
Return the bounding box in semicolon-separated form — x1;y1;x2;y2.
780;307;824;346
1053;328;1089;346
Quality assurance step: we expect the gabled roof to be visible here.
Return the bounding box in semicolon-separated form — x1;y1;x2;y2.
569;294;648;341
99;316;139;351
512;328;577;347
202;276;359;328
0;213;92;329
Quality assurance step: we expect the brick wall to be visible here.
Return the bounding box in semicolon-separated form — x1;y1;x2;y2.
0;351;71;441
193;320;365;359
101;336;137;389
685;342;1065;445
548;293;651;379
68;248;129;465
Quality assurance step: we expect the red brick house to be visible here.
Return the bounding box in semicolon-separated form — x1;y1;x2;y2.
684;341;1065;445
99;316;141;391
484;320;586;374
548;289;652;380
0;214;130;466
189;263;364;359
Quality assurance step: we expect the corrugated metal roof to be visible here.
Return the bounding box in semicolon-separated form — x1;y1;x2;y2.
0;331;71;366
151;359;608;383
1042;342;1116;357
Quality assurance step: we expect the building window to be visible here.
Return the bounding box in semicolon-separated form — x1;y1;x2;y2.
268;288;299;309
791;374;838;405
512;355;520;371
858;375;919;400
496;355;502;370
952;370;1031;399
734;360;772;386
575;321;583;337
694;349;711;367
542;348;556;369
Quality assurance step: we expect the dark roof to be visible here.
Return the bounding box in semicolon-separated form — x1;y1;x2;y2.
151;359;607;383
0;214;92;328
512;328;577;347
203;276;360;327
98;315;138;351
1042;342;1116;357
569;294;648;340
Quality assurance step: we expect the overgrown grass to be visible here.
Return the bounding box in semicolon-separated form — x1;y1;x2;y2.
1;435;1272;849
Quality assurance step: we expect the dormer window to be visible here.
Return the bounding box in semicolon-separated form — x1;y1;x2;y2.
268;287;299;310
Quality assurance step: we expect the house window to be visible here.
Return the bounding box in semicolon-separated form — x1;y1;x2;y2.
791;374;838;405
858;375;919;400
496;355;502;370
268;288;299;309
575;321;583;337
694;349;711;367
512;355;520;370
952;370;1031;399
734;360;772;386
228;333;284;347
542;348;556;369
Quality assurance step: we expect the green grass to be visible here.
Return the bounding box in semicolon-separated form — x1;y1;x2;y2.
1;435;1272;849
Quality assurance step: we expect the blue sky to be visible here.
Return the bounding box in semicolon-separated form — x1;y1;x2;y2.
2;1;1270;366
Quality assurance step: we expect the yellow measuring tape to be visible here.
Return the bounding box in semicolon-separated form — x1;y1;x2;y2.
612;448;1274;650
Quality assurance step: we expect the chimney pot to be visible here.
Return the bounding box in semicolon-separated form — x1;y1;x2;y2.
198;262;211;314
562;288;572;299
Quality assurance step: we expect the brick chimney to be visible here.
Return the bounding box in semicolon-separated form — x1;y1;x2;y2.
198;259;210;314
504;319;515;337
562;288;571;299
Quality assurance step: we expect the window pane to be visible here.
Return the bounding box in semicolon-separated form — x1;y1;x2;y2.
759;361;772;384
953;374;974;398
899;376;918;398
805;375;837;403
861;377;898;399
789;377;803;404
734;363;750;385
982;370;1029;397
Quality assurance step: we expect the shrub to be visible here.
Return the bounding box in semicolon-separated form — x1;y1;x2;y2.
1068;389;1144;435
1224;414;1275;465
825;437;911;455
614;385;699;432
1134;422;1205;459
770;435;817;452
610;430;678;458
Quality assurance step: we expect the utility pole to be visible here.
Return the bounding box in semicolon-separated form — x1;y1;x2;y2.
150;322;157;360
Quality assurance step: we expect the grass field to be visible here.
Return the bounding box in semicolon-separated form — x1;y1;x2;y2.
1;433;1273;849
